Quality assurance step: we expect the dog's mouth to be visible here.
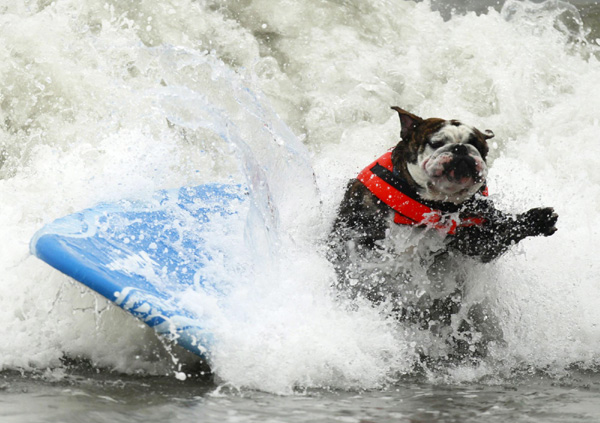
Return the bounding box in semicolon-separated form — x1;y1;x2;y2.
444;156;484;184
426;156;484;182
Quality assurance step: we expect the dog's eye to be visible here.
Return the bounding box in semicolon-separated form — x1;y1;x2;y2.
428;141;445;149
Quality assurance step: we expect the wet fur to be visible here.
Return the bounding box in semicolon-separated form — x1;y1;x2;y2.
329;107;558;360
331;178;558;264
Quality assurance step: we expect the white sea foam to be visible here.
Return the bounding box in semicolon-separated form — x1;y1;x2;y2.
1;0;599;392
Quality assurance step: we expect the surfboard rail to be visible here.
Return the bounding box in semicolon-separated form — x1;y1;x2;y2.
30;183;247;359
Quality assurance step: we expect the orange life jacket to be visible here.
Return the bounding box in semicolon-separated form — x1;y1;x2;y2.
356;151;487;235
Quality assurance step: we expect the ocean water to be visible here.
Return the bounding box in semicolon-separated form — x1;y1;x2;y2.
2;0;600;421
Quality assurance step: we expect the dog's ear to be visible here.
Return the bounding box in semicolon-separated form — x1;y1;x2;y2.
391;107;423;141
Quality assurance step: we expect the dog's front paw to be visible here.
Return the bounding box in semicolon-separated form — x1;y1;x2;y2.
518;207;558;237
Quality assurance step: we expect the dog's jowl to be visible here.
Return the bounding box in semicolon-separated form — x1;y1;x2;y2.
328;107;558;360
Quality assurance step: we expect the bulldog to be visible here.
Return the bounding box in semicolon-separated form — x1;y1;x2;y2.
328;107;558;359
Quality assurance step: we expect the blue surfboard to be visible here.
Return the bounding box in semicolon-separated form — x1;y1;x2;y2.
30;183;248;360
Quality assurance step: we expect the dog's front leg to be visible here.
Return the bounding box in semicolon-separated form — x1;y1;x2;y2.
448;207;558;262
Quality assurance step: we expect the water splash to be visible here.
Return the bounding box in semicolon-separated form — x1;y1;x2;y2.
1;0;600;392
502;0;589;43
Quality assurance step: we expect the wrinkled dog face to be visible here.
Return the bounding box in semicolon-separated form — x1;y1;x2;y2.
406;120;493;204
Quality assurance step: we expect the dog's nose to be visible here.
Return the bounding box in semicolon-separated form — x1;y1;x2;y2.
451;144;469;156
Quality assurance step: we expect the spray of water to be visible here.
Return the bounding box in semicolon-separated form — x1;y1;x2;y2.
1;0;600;393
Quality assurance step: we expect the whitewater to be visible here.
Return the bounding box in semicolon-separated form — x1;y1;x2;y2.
1;0;600;420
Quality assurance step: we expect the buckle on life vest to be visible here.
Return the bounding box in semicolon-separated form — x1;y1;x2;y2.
417;211;460;235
